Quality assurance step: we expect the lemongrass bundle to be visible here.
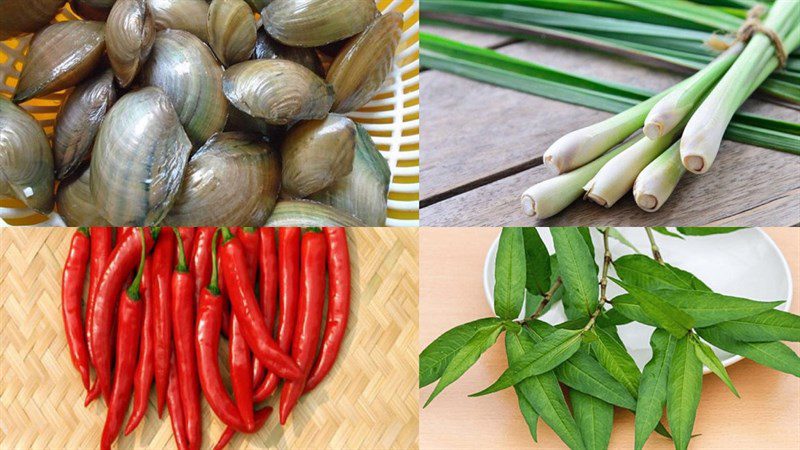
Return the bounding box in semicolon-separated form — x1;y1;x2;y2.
633;141;685;212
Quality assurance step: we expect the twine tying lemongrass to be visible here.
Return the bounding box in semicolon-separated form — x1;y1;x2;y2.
633;141;685;212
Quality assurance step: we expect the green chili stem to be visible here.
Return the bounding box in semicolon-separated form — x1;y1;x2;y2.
221;227;235;243
173;228;188;273
208;229;221;295
127;228;147;299
78;227;89;237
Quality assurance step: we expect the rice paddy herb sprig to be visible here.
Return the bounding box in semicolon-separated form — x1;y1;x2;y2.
420;227;800;450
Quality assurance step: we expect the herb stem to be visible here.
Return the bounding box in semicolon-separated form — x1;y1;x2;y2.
583;228;612;332
527;277;563;320
645;227;664;264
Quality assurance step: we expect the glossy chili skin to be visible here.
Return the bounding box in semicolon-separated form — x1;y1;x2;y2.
125;257;154;435
279;230;327;424
254;227;301;401
190;227;216;302
90;227;156;401
306;227;351;392
62;227;91;391
86;227;112;366
212;407;273;450
253;227;278;387
152;228;175;416
167;354;189;450
230;228;258;429
220;229;303;381
171;230;200;450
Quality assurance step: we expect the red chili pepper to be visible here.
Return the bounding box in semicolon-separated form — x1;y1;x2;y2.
253;227;301;402
85;227;113;404
230;227;258;429
279;229;326;424
124;255;154;435
152;228;175;417
62;227;91;391
305;227;351;392
190;227;216;302
219;228;302;381
101;230;147;450
90;227;157;401
172;228;201;450
212;407;273;450
252;227;278;387
167;353;189;450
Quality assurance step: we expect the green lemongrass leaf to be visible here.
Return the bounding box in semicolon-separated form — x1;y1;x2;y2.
675;227;745;236
494;227;527;320
611;278;694;338
667;336;704;450
423;322;504;407
696;326;800;377
571;391;614;450
516;393;540;442
506;330;586;450
644;289;784;327
523;228;551;295
712;309;800;342
551;228;599;319
614;0;742;31
651;227;685;239
605;227;640;252
420;317;505;387
691;335;740;397
472;327;583;396
613;254;711;291
635;329;677;450
591;326;641;397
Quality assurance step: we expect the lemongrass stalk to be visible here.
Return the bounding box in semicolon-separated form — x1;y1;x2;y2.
644;43;743;140
681;0;800;173
521;135;640;219
584;125;683;208
633;141;686;212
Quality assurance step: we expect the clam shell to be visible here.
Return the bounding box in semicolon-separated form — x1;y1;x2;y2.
253;27;324;77
0;0;65;40
310;123;390;226
222;59;333;125
264;200;364;226
165;132;281;225
280;114;355;198
327;12;402;113
106;0;155;87
207;0;256;67
262;0;378;47
242;0;269;12
139;29;228;145
0;97;54;213
147;0;209;43
56;165;110;225
69;0;117;20
90;87;192;225
224;103;285;142
13;21;106;103
53;68;117;180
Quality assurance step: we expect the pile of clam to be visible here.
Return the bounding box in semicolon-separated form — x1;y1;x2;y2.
0;0;401;226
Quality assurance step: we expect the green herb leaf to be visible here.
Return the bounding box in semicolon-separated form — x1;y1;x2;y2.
523;228;551;295
639;288;783;327
613;254;711;291
667;336;703;450
609;295;657;327
635;329;677;450
696;326;800;377
494;228;527;320
590;327;641;397
571;390;614;450
612;278;694;338
419;317;504;388
515;393;540;443
423;322;504;407
712;309;800;342
691;336;739;397
597;308;633;327
605;227;640;252
651;227;684;239
577;227;596;258
675;227;744;236
551;228;599;320
506;331;586;450
472;327;582;396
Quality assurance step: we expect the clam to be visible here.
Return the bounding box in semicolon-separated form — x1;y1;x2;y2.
310;123;390;226
224;104;285;142
0;97;54;214
0;0;65;40
327;12;402;113
165;132;281;225
53;68;117;180
106;0;155;87
147;0;209;43
69;0;117;20
223;59;333;125
262;0;378;47
56;165;110;225
253;27;324;77
280;114;355;198
139;30;228;145
90;87;192;225
264;200;364;226
207;0;256;67
13;21;106;103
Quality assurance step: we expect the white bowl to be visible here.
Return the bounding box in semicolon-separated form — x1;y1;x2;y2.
483;228;793;374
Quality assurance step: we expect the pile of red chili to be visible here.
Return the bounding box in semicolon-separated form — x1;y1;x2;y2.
61;226;351;449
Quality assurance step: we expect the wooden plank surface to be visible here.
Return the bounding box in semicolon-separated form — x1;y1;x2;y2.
419;227;800;449
420;27;800;226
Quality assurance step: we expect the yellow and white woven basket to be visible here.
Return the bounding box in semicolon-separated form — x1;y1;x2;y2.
0;0;420;227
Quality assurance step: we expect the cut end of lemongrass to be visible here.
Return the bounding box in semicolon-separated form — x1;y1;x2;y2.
585;191;610;208
643;121;663;140
521;195;536;217
682;154;707;174
633;191;659;212
542;153;560;174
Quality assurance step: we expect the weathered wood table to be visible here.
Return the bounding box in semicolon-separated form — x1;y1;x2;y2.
420;25;800;226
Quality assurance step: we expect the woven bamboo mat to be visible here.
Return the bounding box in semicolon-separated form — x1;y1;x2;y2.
0;227;419;450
